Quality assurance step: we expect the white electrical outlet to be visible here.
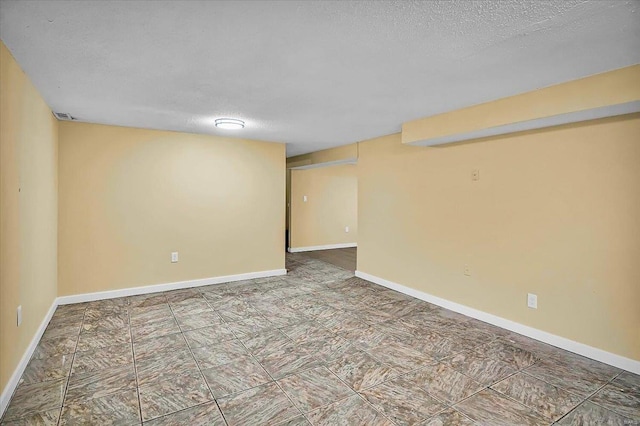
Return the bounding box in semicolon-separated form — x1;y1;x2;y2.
471;169;480;181
303;195;308;202
463;264;471;276
345;226;349;233
527;293;538;309
171;252;179;263
17;305;22;326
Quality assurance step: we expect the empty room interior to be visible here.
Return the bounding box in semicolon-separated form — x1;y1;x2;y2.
1;1;639;425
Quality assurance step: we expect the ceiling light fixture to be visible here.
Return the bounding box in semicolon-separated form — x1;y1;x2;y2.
215;118;245;130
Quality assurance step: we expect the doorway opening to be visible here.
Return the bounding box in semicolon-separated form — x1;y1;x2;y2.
286;159;357;271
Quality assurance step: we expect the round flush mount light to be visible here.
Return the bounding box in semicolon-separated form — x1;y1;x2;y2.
215;118;245;130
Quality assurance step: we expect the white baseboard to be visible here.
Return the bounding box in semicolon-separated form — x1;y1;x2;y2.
288;243;357;253
0;299;57;417
57;269;287;305
0;268;287;418
355;270;640;375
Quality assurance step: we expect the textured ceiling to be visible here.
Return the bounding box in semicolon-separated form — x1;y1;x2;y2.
1;1;638;156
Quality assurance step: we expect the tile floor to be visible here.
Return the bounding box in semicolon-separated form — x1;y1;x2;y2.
300;247;356;272
2;252;639;425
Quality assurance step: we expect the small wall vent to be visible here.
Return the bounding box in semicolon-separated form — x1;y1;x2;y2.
53;112;76;121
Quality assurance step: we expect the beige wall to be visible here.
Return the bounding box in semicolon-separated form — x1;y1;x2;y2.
290;164;357;249
0;42;59;394
402;65;640;145
358;114;640;360
286;143;359;234
287;143;358;168
58;122;285;296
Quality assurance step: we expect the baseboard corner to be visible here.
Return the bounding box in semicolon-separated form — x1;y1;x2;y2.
0;298;58;417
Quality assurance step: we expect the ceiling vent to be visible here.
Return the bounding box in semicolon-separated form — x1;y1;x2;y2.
52;112;76;121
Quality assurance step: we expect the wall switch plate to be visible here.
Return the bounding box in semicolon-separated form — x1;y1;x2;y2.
171;252;179;263
303;195;307;202
463;264;471;276
17;305;22;327
345;226;349;233
527;293;538;309
471;169;480;181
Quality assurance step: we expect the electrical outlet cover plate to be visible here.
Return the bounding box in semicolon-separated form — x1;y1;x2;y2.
171;252;179;263
527;293;538;309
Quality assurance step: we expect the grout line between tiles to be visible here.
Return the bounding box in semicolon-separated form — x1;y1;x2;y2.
272;375;310;424
321;362;399;426
127;300;144;425
486;372;566;424
55;305;87;426
229;324;304;424
552;370;631;424
496;360;590;421
428;405;479;425
6;254;634;426
166;300;229;426
519;358;622;401
215;277;362;425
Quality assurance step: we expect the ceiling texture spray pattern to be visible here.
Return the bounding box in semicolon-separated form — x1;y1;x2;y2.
1;0;638;156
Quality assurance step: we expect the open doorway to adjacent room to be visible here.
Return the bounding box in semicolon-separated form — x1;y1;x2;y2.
286;159;357;271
